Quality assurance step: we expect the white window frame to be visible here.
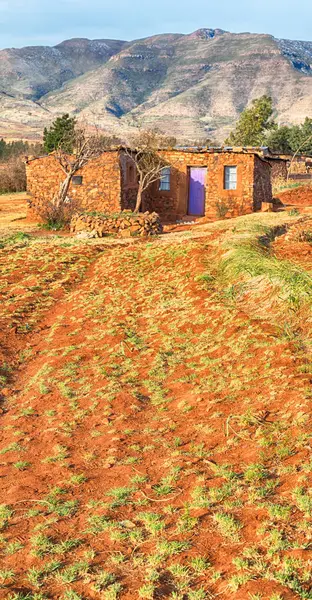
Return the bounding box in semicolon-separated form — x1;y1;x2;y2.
159;167;171;191
224;166;237;190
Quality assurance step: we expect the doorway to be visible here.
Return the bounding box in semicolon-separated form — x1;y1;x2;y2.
188;167;207;216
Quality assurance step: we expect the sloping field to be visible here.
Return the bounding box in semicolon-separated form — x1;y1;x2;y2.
1;212;312;600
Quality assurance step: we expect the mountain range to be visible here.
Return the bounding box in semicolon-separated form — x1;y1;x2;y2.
0;28;312;142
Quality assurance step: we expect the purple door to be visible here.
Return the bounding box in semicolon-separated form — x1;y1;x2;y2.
188;168;207;216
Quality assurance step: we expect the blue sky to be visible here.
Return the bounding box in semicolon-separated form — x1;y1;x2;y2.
0;0;311;49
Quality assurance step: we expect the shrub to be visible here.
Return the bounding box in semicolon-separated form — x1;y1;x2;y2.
0;157;26;193
215;199;229;219
36;198;82;231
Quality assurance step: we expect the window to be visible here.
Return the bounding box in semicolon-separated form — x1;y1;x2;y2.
224;166;237;190
159;167;171;191
72;176;83;186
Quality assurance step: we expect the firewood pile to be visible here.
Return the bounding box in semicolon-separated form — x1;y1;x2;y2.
70;211;163;238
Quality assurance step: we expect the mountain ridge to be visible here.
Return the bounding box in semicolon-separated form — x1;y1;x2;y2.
0;28;311;142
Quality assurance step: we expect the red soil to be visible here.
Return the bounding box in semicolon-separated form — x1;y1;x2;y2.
0;226;312;599
276;184;312;207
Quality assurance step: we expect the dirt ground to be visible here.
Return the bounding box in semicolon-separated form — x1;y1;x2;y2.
1;193;312;599
0;193;36;236
276;184;312;208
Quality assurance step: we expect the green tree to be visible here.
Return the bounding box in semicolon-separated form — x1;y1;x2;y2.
0;139;6;159
225;95;276;146
288;117;312;156
43;114;76;153
266;126;293;153
266;118;312;156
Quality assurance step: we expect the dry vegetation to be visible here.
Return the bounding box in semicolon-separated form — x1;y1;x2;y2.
0;158;26;194
1;198;312;600
273;177;312;195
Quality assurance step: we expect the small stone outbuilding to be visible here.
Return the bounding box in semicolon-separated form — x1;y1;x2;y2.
26;147;272;221
260;149;312;183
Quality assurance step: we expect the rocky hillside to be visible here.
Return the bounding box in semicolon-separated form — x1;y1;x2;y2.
0;28;311;142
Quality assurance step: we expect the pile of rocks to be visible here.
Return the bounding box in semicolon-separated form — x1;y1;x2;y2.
70;211;163;238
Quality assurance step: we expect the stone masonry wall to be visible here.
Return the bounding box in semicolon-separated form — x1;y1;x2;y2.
119;153;140;212
290;156;312;174
267;158;288;182
26;149;272;223
253;156;273;211
141;150;261;220
26;152;122;215
70;211;163;238
206;152;256;218
148;151;210;219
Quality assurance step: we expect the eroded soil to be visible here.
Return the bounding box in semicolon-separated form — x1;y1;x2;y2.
1;197;312;599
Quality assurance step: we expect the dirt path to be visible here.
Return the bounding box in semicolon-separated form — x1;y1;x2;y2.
1;228;312;599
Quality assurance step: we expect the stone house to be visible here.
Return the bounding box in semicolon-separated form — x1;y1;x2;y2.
261;149;312;182
26;147;272;221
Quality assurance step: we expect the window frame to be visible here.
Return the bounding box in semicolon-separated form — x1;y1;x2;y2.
159;167;171;192
224;166;237;191
72;175;83;186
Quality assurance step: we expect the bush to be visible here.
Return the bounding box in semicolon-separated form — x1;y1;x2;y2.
215;199;229;219
0;157;26;193
36;198;82;231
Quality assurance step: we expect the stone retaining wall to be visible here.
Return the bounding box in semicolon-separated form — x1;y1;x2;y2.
70;211;163;238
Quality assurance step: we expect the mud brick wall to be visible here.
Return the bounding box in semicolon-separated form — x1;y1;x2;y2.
119;153;175;215
26;152;122;214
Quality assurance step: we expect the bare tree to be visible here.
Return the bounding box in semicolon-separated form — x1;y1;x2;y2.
287;132;312;182
125;129;176;212
53;125;112;207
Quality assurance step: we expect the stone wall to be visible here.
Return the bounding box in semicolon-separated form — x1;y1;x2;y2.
253;156;273;211
267;158;288;181
26;148;272;223
70;211;163;237
289;156;312;174
26;152;122;215
119;153;140;211
142;150;268;220
206;152;256;218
